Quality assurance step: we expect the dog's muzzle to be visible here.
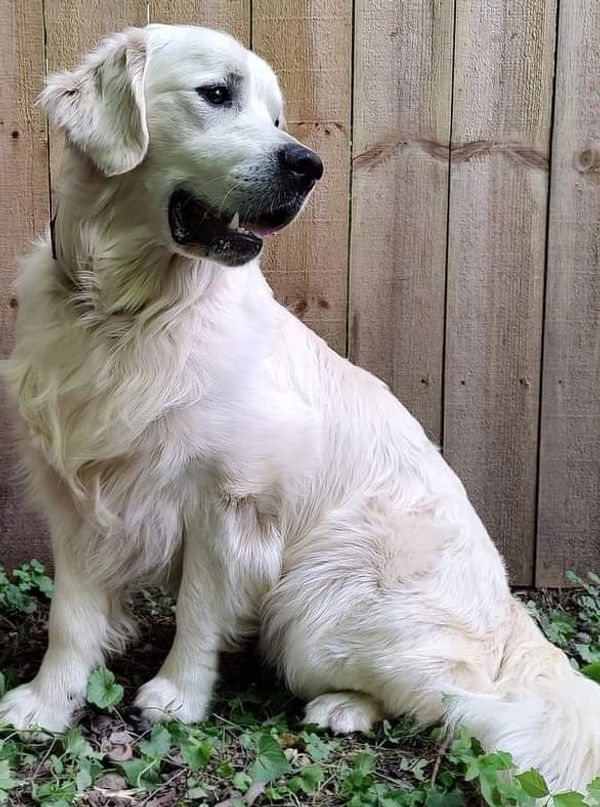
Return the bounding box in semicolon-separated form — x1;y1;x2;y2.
168;145;324;267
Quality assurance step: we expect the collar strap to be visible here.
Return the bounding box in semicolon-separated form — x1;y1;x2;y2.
50;215;57;260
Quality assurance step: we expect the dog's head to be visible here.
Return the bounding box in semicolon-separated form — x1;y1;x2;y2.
40;25;323;267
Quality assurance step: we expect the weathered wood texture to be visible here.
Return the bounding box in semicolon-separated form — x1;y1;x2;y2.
45;0;148;187
252;0;353;355
149;0;248;43
443;0;556;585
349;0;453;444
0;0;50;566
537;2;600;586
2;0;600;585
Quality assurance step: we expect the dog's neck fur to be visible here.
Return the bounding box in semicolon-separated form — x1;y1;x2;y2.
52;152;244;328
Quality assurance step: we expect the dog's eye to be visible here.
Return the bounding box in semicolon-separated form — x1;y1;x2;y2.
196;85;232;106
274;118;280;128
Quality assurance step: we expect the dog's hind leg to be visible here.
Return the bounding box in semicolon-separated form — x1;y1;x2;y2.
0;507;118;731
264;498;600;789
260;499;507;732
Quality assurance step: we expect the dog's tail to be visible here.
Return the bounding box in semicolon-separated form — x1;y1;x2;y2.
444;601;600;792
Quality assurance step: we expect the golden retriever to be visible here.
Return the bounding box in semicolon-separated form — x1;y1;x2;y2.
1;24;598;791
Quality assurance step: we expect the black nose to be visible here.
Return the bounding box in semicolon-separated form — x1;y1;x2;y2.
278;144;324;183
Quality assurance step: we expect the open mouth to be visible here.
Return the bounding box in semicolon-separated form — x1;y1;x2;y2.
168;189;302;267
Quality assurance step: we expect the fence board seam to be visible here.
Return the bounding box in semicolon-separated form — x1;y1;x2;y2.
41;0;52;218
441;0;458;452
534;0;562;587
344;0;357;358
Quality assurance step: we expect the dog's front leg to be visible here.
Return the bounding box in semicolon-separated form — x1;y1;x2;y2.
0;543;114;731
134;508;229;724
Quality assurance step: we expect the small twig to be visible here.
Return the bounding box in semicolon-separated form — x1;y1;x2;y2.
431;736;451;786
140;767;187;805
213;714;243;730
31;737;58;782
94;788;136;802
374;771;413;789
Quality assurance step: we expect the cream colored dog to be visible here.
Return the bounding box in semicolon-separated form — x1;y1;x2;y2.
1;24;599;791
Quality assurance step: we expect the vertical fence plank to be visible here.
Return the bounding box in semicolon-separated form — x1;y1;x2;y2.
45;0;148;184
444;0;556;584
348;0;454;443
252;0;353;355
537;3;600;586
0;0;49;565
148;0;249;43
0;0;49;356
6;1;598;582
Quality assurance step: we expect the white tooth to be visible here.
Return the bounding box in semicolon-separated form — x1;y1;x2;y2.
229;211;240;230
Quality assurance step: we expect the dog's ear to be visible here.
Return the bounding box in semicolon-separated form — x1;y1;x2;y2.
39;28;149;177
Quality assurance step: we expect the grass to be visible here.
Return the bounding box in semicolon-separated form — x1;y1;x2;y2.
1;562;600;806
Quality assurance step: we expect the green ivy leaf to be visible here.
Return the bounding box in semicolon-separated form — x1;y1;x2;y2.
546;612;576;647
63;728;93;760
485;750;513;771
138;725;172;759
516;769;549;798
582;662;600;683
50;755;64;775
232;771;252;792
217;761;235;778
426;788;466;807
187;778;208;800
34;779;77;801
263;786;287;802
353;751;376;775
462;757;481;783
85;668;124;709
297;764;324;794
0;760;20;794
587;776;600;803
300;731;336;761
35;576;54;597
250;733;291;784
75;767;93;793
554;792;588;807
180;737;215;771
36;800;72;807
120;758;160;790
478;769;499;807
575;644;600;664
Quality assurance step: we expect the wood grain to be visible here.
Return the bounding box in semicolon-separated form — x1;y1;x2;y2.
444;0;556;584
149;0;249;43
0;0;49;566
45;0;148;189
252;0;353;355
348;0;454;443
537;2;600;586
4;0;600;582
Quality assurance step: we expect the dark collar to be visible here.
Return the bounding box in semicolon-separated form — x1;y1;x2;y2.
50;215;58;260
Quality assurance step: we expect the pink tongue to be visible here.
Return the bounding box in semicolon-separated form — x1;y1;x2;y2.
247;224;279;239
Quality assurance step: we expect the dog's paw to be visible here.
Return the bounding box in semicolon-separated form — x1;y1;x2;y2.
0;683;75;733
304;691;383;734
134;677;210;724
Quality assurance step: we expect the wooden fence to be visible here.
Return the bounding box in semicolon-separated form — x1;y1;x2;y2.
1;0;599;586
